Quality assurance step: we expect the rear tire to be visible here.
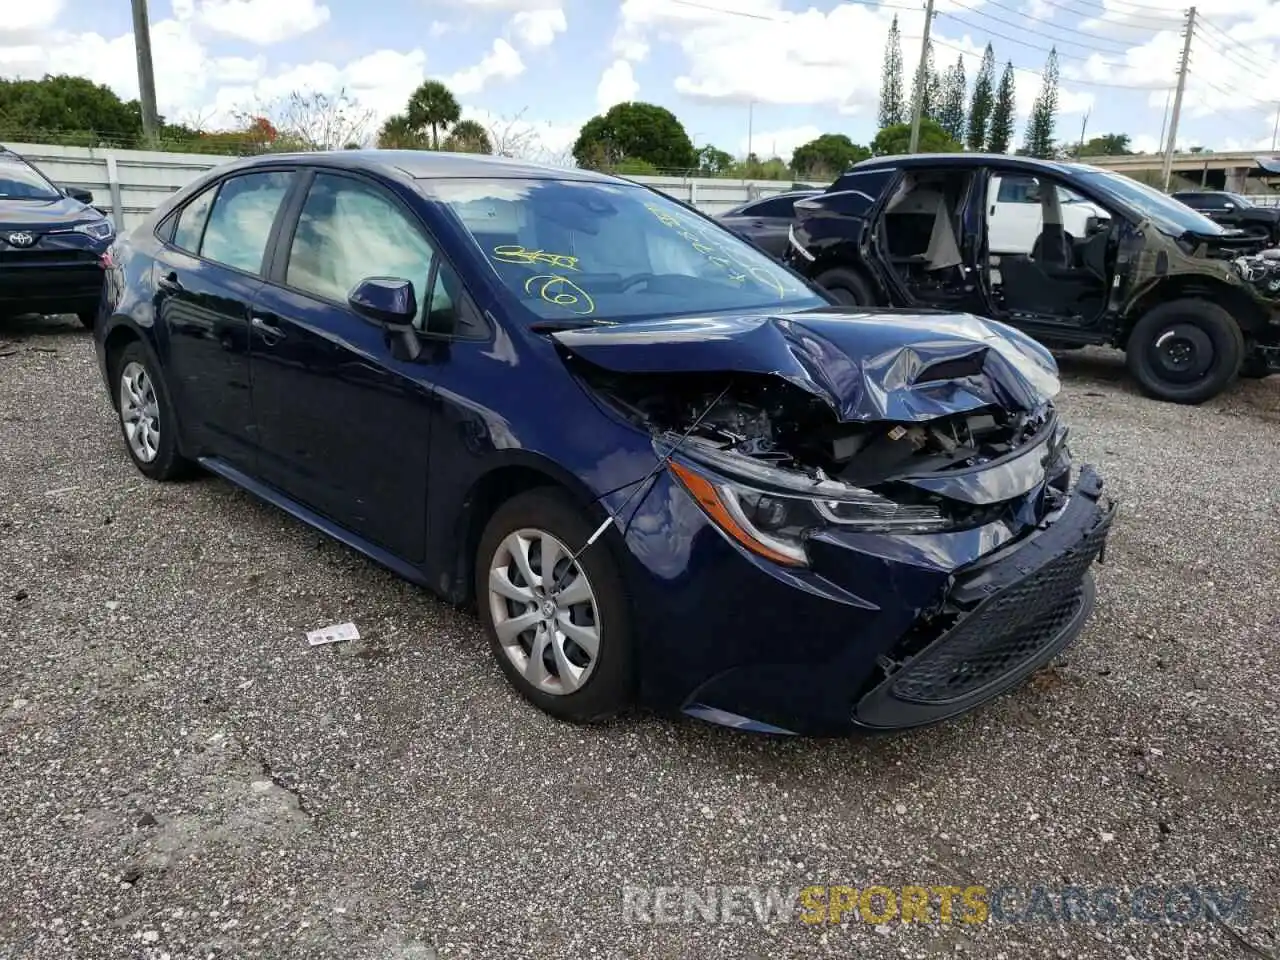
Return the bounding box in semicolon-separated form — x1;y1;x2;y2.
814;267;874;307
112;341;196;481
476;488;634;724
1125;298;1244;404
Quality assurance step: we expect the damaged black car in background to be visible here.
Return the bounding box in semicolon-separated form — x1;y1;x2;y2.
785;154;1280;404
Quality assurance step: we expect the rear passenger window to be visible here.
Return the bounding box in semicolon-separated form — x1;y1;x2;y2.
997;176;1040;204
749;196;796;218
200;171;293;274
172;187;216;252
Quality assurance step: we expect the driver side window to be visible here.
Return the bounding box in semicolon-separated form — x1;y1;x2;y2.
997;176;1041;204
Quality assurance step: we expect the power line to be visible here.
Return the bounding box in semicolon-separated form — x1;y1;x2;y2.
957;0;1154;51
1192;28;1273;78
1193;17;1276;74
927;34;1173;90
1026;0;1182;31
939;9;1137;64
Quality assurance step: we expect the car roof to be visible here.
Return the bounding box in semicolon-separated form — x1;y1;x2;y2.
217;149;622;184
847;153;1092;177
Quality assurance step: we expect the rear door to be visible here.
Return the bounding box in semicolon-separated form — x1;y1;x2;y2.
720;195;803;257
246;168;447;563
154;169;295;471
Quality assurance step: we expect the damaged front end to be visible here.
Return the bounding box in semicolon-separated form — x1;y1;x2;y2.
555;310;1116;732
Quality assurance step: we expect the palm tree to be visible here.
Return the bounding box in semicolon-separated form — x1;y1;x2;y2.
406;80;461;149
376;114;428;150
443;119;492;154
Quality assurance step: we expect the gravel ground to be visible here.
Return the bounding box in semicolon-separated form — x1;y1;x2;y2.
2;314;1278;960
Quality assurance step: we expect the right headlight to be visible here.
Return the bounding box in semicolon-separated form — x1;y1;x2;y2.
662;436;951;567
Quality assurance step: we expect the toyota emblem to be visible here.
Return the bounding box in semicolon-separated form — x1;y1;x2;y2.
7;231;35;247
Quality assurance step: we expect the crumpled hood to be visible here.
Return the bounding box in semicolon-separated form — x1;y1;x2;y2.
552;308;1060;422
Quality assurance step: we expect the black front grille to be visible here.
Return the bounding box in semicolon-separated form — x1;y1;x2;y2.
890;511;1111;705
0;248;98;264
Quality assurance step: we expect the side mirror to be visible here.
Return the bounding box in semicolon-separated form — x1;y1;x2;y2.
63;185;94;204
1222;202;1235;211
348;277;417;330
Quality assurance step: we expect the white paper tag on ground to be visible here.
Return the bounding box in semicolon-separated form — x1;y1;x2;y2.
307;622;360;646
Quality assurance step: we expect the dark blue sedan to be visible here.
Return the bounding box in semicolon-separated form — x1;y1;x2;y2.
94;150;1115;736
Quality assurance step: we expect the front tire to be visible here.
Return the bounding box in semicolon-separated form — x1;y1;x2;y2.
113;341;195;481
1125;299;1244;404
814;267;874;306
476;488;634;723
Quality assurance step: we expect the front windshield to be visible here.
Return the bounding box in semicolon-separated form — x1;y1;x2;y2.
1224;192;1253;207
1074;169;1227;237
0;158;61;201
429;177;825;322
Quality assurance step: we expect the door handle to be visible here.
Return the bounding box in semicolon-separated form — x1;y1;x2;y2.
989;205;996;216
157;271;181;291
251;314;286;342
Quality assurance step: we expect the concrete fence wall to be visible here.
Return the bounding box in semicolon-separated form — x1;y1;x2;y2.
7;142;798;229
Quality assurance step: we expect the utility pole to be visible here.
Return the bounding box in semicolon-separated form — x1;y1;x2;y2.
1271;102;1279;152
131;0;160;143
1161;5;1195;191
1077;110;1089;157
747;100;754;162
1157;89;1171;156
908;0;937;153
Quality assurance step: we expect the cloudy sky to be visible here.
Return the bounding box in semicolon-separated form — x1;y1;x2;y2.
3;0;1279;163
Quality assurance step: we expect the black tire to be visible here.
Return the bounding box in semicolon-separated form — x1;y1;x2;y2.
77;310;96;330
475;487;634;723
111;340;196;481
814;266;874;306
1125;298;1245;404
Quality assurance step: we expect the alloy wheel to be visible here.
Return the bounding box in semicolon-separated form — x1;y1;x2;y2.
487;528;601;696
119;360;161;463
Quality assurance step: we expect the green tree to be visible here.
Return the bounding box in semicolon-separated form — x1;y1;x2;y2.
572;101;696;171
377;113;427;149
791;133;871;178
0;74;144;146
966;45;995;151
872;118;961;156
406;79;461;149
938;56;967;143
443;119;493;154
1080;133;1132;156
913;42;943;123
697;144;735;175
879;16;906;129
729;154;791;180
1022;48;1059;159
987;61;1017;154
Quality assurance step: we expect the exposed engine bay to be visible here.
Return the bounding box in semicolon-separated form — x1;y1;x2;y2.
577;365;1056;490
1232;248;1280;299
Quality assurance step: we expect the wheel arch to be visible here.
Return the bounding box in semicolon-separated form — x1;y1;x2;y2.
102;319;146;411
1121;276;1267;345
446;454;615;607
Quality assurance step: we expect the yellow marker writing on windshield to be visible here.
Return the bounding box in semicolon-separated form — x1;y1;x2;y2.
493;245;580;271
524;274;595;315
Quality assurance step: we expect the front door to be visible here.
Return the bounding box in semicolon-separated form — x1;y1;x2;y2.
248;170;438;563
155;169;295;470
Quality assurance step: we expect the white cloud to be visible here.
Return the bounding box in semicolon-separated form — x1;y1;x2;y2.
429;20;453;37
596;59;639;111
447;38;524;96
0;0;65;36
193;0;331;44
737;124;824;162
510;8;566;47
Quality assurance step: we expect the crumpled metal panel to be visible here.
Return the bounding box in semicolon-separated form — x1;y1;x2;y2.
552;308;1061;423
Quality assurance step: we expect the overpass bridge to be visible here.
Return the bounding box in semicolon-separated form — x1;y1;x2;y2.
1077;150;1279;192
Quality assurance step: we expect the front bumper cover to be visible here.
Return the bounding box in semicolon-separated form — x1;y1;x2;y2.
680;466;1115;735
853;465;1114;729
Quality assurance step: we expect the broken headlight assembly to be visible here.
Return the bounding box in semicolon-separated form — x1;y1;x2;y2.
661;435;951;567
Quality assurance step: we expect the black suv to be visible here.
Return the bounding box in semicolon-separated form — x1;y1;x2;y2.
1170;190;1280;245
784;154;1280;404
0;146;115;328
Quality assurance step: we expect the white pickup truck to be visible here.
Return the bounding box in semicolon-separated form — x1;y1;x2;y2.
988;174;1111;255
